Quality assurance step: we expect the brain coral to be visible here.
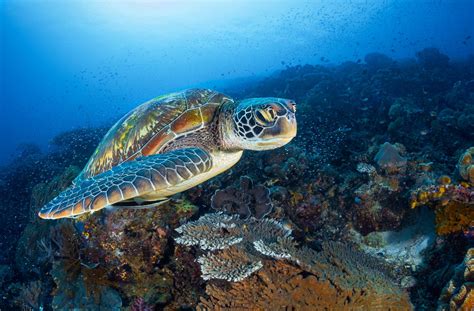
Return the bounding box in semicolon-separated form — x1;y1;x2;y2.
438;248;474;310
458;147;474;184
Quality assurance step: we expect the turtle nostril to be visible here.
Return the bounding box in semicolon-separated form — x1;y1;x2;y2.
289;102;296;113
284;100;296;113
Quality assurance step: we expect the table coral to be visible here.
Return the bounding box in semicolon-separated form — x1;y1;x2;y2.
374;142;408;173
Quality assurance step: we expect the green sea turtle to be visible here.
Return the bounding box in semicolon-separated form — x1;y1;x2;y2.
39;89;297;219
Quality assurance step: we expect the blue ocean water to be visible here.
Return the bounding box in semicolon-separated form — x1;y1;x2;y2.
1;0;473;165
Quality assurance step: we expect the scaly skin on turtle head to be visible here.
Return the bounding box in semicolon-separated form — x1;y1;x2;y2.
220;97;297;151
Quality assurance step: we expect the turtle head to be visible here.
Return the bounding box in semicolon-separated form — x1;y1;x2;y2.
221;97;297;151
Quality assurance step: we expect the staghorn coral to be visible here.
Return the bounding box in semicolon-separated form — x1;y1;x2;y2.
197;260;412;310
211;176;273;219
438;248;474;310
411;182;473;235
458;147;474;184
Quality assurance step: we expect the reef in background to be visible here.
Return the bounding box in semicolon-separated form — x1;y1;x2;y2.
1;48;473;310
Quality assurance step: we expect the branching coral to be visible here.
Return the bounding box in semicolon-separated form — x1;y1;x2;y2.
48;222;122;309
438;248;474;310
175;213;291;281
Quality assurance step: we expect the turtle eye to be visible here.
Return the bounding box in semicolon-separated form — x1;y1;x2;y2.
255;106;276;125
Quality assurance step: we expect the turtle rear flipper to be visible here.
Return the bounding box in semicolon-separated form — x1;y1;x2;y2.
38;148;212;219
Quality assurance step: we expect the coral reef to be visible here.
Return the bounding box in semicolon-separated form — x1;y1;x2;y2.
198;260;412;310
458;147;474;184
354;209;436;276
416;47;450;70
351;142;412;235
211;176;273;219
198;246;263;282
2;48;474;309
374;142;407;173
410;179;473;235
438;248;474;310
175;213;410;308
131;297;154;311
14;280;43;310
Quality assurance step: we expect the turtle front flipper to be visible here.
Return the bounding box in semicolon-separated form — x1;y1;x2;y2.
38;148;212;219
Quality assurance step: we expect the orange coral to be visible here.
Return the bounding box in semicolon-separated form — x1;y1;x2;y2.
410;182;473;235
435;201;474;235
197;260;412;310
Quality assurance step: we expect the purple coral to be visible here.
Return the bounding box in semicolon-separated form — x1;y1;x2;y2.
211;176;273;219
